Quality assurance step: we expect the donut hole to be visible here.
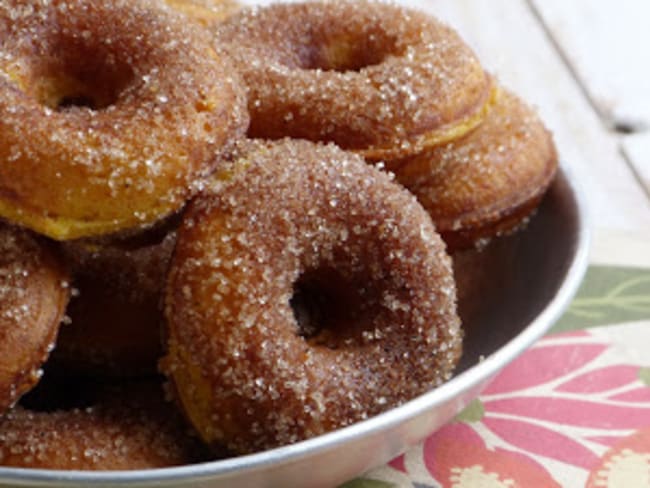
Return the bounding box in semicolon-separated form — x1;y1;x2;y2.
290;267;382;348
28;61;135;111
301;31;402;72
61;64;132;111
26;39;136;111
56;94;100;111
19;373;98;412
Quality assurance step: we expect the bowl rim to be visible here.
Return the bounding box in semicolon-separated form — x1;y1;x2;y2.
0;163;591;486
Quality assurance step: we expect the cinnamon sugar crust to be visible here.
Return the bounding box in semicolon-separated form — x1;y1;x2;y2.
0;224;69;413
0;0;248;240
163;139;462;454
214;0;490;160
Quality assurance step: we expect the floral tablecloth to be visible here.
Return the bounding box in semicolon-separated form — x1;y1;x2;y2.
345;265;650;487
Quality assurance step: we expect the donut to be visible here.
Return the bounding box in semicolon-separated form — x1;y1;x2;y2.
0;381;206;470
163;0;241;27
50;231;177;377
162;139;462;454
0;224;69;414
388;87;558;250
214;0;492;160
0;0;248;240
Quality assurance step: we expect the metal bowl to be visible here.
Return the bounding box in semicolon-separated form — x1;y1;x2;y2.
0;165;589;488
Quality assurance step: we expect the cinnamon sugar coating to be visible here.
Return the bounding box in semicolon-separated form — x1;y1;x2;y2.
0;382;205;469
162;139;462;454
51;231;177;377
214;0;490;160
163;0;241;27
390;87;558;250
0;0;248;240
0;224;69;414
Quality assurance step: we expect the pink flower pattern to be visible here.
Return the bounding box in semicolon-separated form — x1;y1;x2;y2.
382;330;650;487
424;422;562;487
474;333;650;471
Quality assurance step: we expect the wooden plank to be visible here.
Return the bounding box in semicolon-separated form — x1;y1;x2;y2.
240;0;650;234
529;0;650;132
622;133;650;198
592;228;650;267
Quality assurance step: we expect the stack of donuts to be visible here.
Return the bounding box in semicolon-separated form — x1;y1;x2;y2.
0;0;557;470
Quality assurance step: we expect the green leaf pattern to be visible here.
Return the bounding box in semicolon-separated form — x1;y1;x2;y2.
553;266;650;333
455;398;484;423
640;368;650;387
339;479;397;488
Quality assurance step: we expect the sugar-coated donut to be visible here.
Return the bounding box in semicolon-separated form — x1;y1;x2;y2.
51;231;176;377
0;381;206;470
162;139;462;454
214;0;491;160
389;87;558;250
0;0;248;240
0;224;69;414
163;0;241;27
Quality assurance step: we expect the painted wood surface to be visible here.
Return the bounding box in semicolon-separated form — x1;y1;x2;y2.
622;133;650;198
530;0;650;133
